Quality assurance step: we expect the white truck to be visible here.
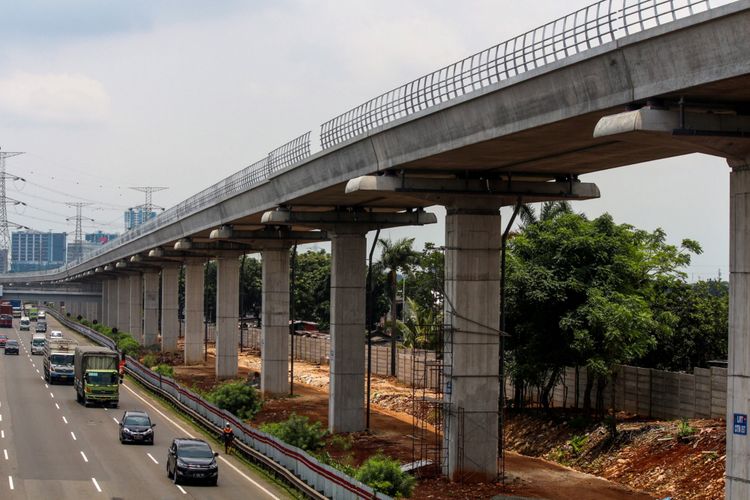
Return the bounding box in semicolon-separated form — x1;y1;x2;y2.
43;337;78;384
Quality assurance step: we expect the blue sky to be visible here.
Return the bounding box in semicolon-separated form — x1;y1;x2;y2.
0;0;730;280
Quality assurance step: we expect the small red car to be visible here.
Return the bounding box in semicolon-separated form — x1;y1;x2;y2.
0;315;11;328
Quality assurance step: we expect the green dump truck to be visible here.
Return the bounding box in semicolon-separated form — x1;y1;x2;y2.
74;346;120;407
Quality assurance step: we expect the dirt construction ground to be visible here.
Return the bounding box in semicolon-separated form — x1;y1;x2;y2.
169;345;722;499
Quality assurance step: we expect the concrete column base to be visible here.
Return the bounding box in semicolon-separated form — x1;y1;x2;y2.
143;271;160;347
262;246;290;395
184;261;205;364
329;229;366;433
443;208;500;482
161;265;180;353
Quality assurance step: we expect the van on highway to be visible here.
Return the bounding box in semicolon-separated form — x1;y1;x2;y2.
19;316;30;331
31;333;46;355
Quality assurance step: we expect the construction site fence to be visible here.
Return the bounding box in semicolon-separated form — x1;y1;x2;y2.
48;308;389;500
508;364;728;420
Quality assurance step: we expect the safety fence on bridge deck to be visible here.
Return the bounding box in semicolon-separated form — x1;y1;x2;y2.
48;308;389;500
319;0;737;148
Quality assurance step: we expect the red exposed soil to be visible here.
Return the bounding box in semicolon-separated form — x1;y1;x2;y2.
160;347;684;499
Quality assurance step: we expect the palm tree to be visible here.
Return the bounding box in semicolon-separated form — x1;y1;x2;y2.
379;237;418;376
519;200;573;229
401;297;442;349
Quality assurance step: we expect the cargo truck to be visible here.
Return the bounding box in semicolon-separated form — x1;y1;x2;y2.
8;300;21;318
0;302;12;317
43;337;78;384
28;307;38;321
74;346;120;407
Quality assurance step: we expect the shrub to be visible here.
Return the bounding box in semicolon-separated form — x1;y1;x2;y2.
355;454;415;498
330;434;353;451
142;353;158;368
206;381;262;420
260;413;327;451
152;364;174;378
117;334;140;356
568;434;588;457
677;419;696;438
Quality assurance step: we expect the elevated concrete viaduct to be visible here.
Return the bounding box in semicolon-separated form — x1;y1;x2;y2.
3;0;750;488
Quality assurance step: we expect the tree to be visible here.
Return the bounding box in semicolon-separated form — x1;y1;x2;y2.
505;212;700;415
293;250;331;329
378;237;418;375
239;255;262;318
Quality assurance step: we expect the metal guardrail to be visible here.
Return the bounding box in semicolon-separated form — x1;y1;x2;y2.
4;0;739;281
320;0;734;148
47;308;386;500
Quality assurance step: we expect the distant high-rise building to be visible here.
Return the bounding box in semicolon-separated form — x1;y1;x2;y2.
10;231;67;272
124;207;157;231
0;249;7;273
85;231;118;245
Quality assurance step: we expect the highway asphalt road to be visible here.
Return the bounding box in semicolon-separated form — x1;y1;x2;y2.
0;316;290;499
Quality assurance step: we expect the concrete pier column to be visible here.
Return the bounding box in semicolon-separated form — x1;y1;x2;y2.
261;245;290;395
143;270;160;347
161;265;180;353
727;159;750;498
95;299;102;324
328;228;367;433
129;273;144;343
216;255;240;379
184;260;205;364
117;276;129;332
443;207;500;482
108;279;118;330
101;280;109;325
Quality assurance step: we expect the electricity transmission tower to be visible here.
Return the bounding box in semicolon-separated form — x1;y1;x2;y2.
127;186;167;230
0;149;26;271
66;202;94;262
130;186;167;214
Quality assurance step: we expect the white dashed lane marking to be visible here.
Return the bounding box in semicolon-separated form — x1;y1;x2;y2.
71;432;77;441
147;453;158;464
80;451;88;463
91;477;101;493
62;416;68;424
8;475;13;490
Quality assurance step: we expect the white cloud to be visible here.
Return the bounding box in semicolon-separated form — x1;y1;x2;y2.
0;72;111;125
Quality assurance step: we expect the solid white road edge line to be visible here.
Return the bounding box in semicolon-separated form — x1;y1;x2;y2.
91;477;101;493
122;385;193;437
146;453;158;464
218;456;280;500
122;384;279;498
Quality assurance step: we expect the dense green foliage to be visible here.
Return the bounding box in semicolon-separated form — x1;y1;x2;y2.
260;413;328;451
206;381;262;420
354;454;416;498
293;250;332;329
505;209;706;410
152;363;175;377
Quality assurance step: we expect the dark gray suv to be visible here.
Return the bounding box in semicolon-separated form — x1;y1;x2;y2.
166;438;219;485
119;410;155;445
